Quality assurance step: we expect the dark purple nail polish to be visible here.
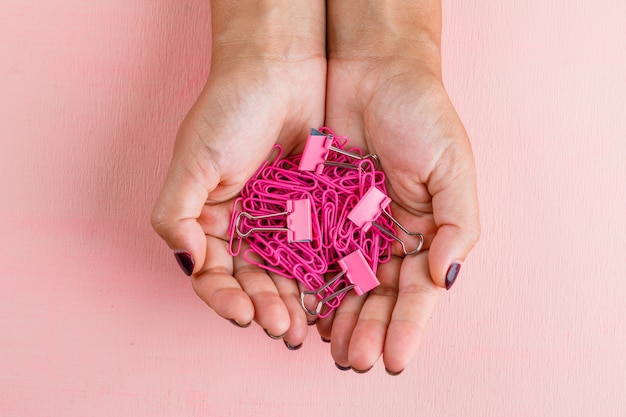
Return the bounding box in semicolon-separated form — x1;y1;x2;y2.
352;366;373;374
307;318;318;326
445;262;462;290
229;319;251;328
173;250;194;276
321;337;330;343
385;368;404;376
284;340;303;351
264;329;286;340
335;362;351;371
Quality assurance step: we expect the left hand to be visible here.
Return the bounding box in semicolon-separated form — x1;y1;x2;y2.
318;56;481;374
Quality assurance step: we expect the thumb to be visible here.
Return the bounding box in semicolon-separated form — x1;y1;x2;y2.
427;144;481;290
151;144;219;276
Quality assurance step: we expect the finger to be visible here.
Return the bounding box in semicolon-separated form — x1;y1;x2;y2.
270;273;309;350
383;251;441;374
191;235;254;325
427;138;481;289
234;250;290;339
151;139;219;276
328;291;365;370
198;200;236;240
347;256;401;373
315;305;334;344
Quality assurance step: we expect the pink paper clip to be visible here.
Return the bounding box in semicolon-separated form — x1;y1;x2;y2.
298;128;378;174
300;250;380;316
235;198;312;243
347;187;424;256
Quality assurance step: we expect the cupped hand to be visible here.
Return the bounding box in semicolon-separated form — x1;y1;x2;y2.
319;58;480;373
151;53;326;347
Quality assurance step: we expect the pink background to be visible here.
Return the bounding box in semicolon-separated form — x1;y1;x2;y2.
1;1;625;416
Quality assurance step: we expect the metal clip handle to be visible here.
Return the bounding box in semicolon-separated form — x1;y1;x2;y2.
298;128;378;174
235;198;312;243
348;187;424;256
300;250;379;315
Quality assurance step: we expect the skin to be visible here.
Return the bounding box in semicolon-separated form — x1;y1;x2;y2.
151;0;480;371
318;0;481;373
151;0;326;347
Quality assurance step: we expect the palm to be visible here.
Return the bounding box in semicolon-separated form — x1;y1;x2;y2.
320;58;476;372
185;58;327;202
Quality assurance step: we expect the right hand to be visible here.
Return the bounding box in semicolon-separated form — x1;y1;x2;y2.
151;32;326;347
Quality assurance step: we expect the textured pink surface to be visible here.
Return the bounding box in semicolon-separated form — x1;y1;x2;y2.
1;1;625;416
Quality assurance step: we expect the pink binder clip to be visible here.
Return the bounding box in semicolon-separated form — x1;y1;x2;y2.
235;198;312;243
348;187;424;256
298;128;378;174
300;250;380;316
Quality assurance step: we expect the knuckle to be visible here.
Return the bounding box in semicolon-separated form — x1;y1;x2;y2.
468;220;481;246
400;282;439;298
370;284;399;300
150;207;173;238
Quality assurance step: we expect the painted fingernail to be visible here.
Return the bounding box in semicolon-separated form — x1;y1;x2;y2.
352;366;373;374
264;329;287;340
445;262;462;290
173;250;194;276
284;340;303;351
335;363;351;371
321;337;330;343
385;368;404;376
307;318;318;326
229;319;251;328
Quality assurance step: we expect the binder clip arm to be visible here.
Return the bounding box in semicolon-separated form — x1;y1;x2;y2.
348;187;424;256
300;250;379;316
235;198;312;243
298;128;378;173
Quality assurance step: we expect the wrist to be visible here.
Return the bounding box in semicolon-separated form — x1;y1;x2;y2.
211;0;326;63
327;0;442;73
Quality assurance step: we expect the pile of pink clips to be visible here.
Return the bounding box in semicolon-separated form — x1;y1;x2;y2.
228;128;424;318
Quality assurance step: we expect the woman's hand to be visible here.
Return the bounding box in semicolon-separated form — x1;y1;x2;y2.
151;0;326;348
319;0;480;373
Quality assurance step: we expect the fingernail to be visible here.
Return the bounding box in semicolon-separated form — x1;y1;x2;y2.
264;329;286;340
335;362;351;371
352;366;373;374
229;319;251;328
445;262;462;290
307;318;318;326
284;340;303;351
321;337;330;343
385;368;404;376
173;250;194;276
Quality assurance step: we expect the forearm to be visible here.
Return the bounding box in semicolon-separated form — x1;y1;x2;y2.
327;0;441;71
211;0;326;63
